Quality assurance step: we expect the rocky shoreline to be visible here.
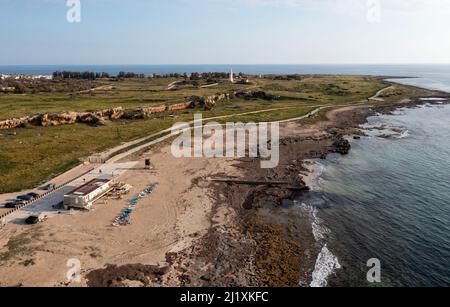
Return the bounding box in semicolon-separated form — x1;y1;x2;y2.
159;94;450;287
84;87;450;287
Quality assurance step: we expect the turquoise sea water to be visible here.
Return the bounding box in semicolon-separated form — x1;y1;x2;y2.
309;104;450;287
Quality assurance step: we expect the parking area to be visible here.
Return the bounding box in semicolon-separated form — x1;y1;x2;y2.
1;161;139;225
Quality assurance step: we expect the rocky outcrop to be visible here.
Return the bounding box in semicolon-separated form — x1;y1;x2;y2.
167;101;193;112
134;105;168;119
235;91;279;101
0;101;195;130
191;93;230;110
0;117;29;129
331;137;351;155
77;113;106;125
41;112;79;127
94;107;124;120
128;101;193;119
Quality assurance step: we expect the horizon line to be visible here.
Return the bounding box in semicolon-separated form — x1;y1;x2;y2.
1;63;450;67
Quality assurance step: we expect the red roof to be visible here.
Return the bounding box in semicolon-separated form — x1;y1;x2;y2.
66;178;111;197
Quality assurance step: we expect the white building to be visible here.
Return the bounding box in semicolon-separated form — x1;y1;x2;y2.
63;178;113;210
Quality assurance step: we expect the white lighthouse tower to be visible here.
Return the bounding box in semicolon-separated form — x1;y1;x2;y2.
229;69;234;83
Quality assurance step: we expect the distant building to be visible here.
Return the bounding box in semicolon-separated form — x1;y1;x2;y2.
63;178;113;210
0;74;52;80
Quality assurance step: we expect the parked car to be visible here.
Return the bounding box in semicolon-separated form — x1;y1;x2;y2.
4;202;18;209
16;194;34;202
4;200;25;208
40;183;56;191
27;192;40;199
25;214;46;225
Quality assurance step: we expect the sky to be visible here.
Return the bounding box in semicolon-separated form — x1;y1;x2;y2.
1;0;450;65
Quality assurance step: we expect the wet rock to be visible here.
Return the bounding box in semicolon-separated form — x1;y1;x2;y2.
331;137;351;155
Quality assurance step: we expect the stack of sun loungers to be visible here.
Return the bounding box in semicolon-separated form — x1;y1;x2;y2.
112;182;158;227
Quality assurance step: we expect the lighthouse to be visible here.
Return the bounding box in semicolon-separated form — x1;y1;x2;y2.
229;69;234;83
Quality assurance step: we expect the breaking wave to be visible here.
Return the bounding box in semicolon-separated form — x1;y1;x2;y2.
310;244;341;288
298;202;341;287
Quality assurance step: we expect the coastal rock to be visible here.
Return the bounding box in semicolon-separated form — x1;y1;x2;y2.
331;138;351;155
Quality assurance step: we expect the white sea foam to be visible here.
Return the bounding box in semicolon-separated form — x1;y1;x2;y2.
299;203;328;241
419;97;447;102
298;202;341;287
310;244;342;288
311;206;328;242
297;159;342;287
395;129;410;139
361;122;410;140
302;160;325;192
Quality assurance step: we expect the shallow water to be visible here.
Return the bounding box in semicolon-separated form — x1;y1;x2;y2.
309;104;450;287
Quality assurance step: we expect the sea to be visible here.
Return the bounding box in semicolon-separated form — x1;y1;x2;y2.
305;103;450;287
2;64;450;287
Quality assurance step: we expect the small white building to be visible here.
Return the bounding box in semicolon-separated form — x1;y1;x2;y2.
63;178;113;210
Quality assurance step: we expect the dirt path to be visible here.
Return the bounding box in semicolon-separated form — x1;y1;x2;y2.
78;85;114;94
369;85;394;102
166;80;182;90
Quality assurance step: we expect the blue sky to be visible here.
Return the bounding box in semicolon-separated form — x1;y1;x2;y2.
1;0;450;65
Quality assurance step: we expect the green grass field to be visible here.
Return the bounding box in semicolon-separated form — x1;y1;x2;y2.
0;75;390;193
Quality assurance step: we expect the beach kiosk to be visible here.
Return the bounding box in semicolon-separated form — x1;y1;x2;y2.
63;178;112;210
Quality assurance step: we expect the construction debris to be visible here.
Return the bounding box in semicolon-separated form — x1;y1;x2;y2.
112;182;158;227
